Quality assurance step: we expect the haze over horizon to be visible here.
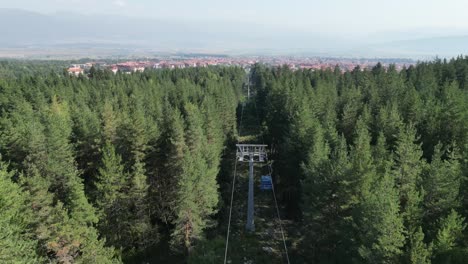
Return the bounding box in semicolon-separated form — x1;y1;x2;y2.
2;0;468;58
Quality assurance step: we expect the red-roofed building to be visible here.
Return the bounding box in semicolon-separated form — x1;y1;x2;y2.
111;66;118;74
67;67;84;76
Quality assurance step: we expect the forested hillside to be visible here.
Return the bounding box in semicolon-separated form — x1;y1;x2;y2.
251;58;468;263
0;65;244;262
0;57;467;263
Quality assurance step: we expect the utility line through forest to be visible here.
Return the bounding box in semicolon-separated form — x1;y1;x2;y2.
224;73;290;264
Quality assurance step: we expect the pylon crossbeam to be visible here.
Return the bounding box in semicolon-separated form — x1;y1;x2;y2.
236;144;267;162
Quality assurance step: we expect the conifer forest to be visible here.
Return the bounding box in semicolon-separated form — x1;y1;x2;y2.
0;57;467;264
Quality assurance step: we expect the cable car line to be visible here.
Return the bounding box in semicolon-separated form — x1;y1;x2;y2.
224;73;290;264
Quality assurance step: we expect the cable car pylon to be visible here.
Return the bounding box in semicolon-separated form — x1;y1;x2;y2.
225;72;290;264
236;144;268;232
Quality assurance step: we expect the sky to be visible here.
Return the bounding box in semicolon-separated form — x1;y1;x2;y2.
2;0;468;35
2;0;468;58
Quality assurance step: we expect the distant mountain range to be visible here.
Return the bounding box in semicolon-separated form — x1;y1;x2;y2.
1;8;468;59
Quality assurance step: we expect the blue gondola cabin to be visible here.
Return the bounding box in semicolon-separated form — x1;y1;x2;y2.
260;175;272;190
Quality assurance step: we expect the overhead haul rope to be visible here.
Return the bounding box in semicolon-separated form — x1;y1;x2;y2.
223;89;245;264
253;94;291;264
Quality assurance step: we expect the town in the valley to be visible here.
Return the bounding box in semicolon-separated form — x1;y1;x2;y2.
67;55;415;76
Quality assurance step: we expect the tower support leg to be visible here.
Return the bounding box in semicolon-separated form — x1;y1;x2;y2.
246;155;255;232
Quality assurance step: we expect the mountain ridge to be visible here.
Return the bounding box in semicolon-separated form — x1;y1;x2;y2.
1;8;468;58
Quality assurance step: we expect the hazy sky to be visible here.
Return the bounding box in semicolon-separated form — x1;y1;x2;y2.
3;0;468;34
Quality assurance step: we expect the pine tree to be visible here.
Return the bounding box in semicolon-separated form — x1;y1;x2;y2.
400;84;423;125
433;210;466;256
22;167;119;263
279;98;317;216
301;134;350;262
393;124;425;231
125;160;159;253
94;141;128;248
423;144;462;237
0;161;41;263
117;102;148;170
171;103;219;252
349;118;374;202
101;100;119;144
95;142;126;209
376;103;404;151
408;227;432;264
373;132;392;174
439;82;467;149
356;167;405;263
71;103;102;187
348;119;403;262
340;95;361;143
302;120;330;213
154;105;186;224
44;96;97;224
